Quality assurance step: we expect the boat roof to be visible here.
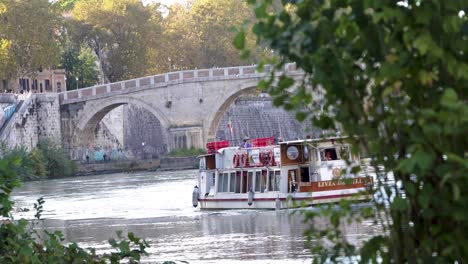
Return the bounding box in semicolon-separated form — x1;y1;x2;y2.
196;153;215;158
280;136;349;145
198;137;349;158
217;146;241;153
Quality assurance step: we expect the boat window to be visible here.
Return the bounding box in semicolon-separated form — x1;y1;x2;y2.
229;172;236;192
300;167;310;182
261;170;267;193
254;171;261;192
268;170;281;192
217;173;224;192
223;173;229;192
247;171;254;192
217;173;230;192
338;146;350;160
199;158;206;170
320;148;338;161
275;171;281;191
235;171;241;193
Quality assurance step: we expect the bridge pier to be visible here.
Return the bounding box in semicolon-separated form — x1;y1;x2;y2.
169;126;203;150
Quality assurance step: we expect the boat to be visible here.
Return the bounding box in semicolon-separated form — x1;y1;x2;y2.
192;137;374;209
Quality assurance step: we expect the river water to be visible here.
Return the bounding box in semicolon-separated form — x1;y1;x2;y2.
11;170;378;263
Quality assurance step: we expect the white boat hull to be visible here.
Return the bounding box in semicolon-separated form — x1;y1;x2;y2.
198;188;371;210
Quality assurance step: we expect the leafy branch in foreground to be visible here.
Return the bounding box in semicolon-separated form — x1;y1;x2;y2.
0;155;149;263
239;0;468;262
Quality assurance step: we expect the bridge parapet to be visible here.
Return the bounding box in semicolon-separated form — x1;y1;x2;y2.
59;63;300;105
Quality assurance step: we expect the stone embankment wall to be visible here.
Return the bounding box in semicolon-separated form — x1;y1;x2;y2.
159;156;198;170
123;105;168;157
75;156;196;176
0;93;61;150
96;105;124;148
76;159;161;176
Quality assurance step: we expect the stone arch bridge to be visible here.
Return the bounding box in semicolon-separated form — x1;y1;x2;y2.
59;63;302;155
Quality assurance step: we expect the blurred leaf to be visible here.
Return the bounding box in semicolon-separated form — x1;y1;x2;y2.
233;30;246;49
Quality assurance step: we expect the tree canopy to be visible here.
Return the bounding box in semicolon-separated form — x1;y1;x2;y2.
239;0;468;262
0;0;61;81
1;0;267;87
160;0;261;71
69;0;163;82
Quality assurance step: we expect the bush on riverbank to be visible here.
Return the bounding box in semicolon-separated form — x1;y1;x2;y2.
0;140;76;180
166;147;206;157
0;144;45;180
36;140;76;178
0;155;149;263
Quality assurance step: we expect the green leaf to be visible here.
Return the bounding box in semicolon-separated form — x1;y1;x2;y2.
254;2;268;18
418;190;430;209
413;32;432;55
295;111;307;121
413;150;435;172
233;30;245;49
391;196;408;212
277;75;294;89
119;241;130;253
405;182;416;196
440;88;458;107
451;183;460;201
330;212;340;227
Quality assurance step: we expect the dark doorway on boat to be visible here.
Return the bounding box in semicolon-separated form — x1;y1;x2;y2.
300;167;310;182
241;171;248;193
235;171;242;193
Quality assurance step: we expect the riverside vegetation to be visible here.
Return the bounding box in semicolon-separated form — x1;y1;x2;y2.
236;0;467;262
1;140;76;181
166;147;206;158
0;155;150;263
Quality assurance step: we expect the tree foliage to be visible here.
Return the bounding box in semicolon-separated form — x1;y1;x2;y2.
0;141;77;180
68;0;163;82
0;0;61;81
160;0;262;71
36;140;76;178
0;145;37;180
60;44;99;90
2;0;267;88
240;0;468;262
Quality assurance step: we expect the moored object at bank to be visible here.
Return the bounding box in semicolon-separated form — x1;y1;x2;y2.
192;185;199;207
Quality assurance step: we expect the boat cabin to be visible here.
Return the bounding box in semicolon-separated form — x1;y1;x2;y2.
197;137;361;198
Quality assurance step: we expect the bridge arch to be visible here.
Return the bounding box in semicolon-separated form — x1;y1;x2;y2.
73;95;169;149
207;85;259;141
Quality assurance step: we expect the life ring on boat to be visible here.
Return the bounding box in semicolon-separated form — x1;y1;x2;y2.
267;149;274;166
332;167;342;178
259;151;265;166
241;152;249;167
233;153;240;167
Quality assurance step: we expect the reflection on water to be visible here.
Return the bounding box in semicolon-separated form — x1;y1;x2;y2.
11;170;378;263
